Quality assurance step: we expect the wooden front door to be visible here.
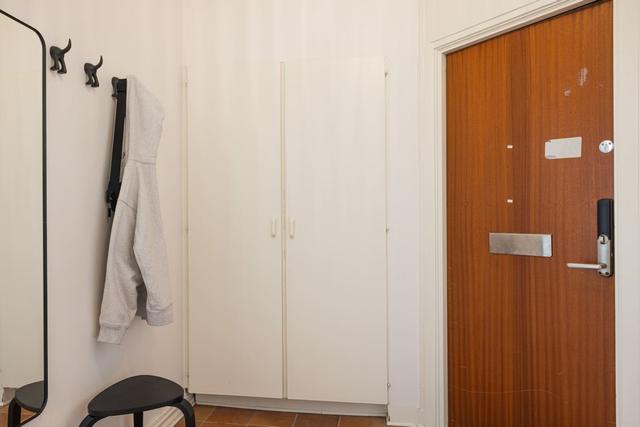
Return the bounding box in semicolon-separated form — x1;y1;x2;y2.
446;1;615;426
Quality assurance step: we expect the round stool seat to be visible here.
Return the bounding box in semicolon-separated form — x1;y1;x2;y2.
14;381;45;414
88;375;184;417
7;381;45;427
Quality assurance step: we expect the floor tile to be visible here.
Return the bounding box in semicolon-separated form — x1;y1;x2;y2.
248;411;297;427
294;413;339;427
201;423;248;427
339;416;386;427
21;410;35;422
194;405;216;422
0;408;35;426
181;405;387;427
206;407;256;424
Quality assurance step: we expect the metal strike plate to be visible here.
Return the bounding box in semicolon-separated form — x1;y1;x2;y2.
489;233;553;257
545;137;582;159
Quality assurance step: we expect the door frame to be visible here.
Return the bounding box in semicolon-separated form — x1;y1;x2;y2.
418;0;640;426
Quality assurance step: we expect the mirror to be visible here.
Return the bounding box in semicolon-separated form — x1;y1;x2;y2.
0;9;47;426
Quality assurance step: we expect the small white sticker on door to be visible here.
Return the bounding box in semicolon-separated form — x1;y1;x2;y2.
545;136;582;159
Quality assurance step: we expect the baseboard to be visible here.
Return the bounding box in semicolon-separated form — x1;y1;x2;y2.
148;392;195;427
387;405;420;427
1;388;15;405
148;407;183;427
196;394;387;417
185;392;196;406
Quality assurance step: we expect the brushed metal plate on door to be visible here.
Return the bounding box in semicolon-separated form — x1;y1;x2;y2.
489;233;552;257
545;136;582;159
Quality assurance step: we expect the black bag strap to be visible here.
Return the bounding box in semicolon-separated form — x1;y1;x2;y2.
106;77;127;217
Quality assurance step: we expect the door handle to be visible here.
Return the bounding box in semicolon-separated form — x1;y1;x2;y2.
270;217;278;238
567;199;613;277
566;262;606;270
288;218;296;239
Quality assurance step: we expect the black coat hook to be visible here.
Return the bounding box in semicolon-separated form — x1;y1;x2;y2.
107;77;127;216
84;56;103;87
49;39;71;74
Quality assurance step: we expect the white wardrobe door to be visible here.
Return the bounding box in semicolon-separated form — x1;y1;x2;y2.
188;63;283;398
284;57;388;404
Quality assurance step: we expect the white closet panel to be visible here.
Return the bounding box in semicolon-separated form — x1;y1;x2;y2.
284;57;388;404
188;63;283;398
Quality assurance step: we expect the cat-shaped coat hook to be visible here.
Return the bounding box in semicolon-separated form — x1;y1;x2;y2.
84;56;103;88
49;39;72;74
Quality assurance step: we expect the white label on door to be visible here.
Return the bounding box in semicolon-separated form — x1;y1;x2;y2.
545;136;582;159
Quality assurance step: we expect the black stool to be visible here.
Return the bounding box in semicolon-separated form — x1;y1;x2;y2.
8;381;45;427
79;375;195;427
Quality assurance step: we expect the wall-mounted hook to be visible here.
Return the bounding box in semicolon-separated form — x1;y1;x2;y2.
111;77;126;98
49;39;71;74
84;56;103;87
107;77;127;216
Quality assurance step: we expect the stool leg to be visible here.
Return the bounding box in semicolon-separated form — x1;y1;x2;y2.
79;415;103;427
8;399;21;427
133;412;143;427
172;399;196;427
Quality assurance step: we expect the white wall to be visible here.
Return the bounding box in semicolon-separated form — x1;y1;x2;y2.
183;0;421;424
426;0;552;40
0;1;184;425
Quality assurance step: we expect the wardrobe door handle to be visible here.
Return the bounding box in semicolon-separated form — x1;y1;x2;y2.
270;217;278;238
288;218;296;239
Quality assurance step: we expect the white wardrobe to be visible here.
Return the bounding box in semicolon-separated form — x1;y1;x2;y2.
188;57;388;405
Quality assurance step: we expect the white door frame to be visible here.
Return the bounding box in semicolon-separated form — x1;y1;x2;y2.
418;0;640;426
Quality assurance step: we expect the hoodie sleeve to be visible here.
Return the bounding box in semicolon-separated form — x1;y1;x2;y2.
132;173;173;326
98;203;141;344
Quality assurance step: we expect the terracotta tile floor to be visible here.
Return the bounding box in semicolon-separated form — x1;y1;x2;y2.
1;403;385;427
175;406;386;427
0;404;36;427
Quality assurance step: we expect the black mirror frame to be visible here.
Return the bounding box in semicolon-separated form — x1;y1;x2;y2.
0;8;48;424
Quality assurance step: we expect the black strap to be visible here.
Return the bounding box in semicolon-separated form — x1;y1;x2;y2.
106;77;127;217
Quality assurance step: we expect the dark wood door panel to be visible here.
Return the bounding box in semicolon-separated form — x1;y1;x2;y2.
447;2;614;426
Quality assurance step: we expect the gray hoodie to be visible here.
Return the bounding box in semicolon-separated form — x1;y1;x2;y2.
98;76;173;344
